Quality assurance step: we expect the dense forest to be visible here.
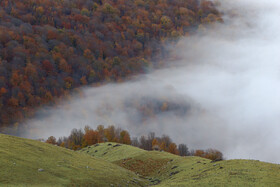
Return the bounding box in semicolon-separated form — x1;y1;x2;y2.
0;0;222;132
45;124;224;161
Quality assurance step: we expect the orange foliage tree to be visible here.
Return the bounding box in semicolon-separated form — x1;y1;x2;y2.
46;136;57;145
119;130;131;145
168;143;179;155
84;129;100;146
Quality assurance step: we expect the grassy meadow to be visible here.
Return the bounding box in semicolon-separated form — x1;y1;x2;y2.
1;134;280;186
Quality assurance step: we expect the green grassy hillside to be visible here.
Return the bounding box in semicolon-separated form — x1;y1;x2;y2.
80;142;146;162
81;142;280;186
2;134;280;186
0;134;147;186
156;157;280;187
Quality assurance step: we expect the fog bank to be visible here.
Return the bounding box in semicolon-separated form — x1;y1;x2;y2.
21;0;280;163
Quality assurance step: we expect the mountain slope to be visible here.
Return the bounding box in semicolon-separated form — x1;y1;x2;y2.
2;135;280;186
0;134;147;186
82;142;280;186
0;0;222;131
156;158;280;186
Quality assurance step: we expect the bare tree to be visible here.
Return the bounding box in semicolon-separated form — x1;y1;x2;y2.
131;137;139;147
178;144;189;156
147;132;155;150
160;134;172;148
68;128;84;149
139;135;148;150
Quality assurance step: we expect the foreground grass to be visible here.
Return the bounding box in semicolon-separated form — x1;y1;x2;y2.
2;134;280;186
0;134;147;186
155;157;280;187
82;142;280;186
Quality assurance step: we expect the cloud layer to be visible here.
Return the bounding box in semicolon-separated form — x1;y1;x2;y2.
20;0;280;163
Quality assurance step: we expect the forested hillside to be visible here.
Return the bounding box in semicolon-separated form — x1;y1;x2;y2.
0;0;222;131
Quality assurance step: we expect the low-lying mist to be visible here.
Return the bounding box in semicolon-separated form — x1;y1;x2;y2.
20;0;280;163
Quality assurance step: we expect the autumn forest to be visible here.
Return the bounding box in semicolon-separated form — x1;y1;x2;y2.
0;0;222;133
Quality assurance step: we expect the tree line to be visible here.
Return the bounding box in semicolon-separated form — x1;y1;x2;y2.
45;124;223;161
0;0;222;132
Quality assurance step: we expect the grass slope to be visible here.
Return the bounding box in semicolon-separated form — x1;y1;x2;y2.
80;142;146;162
82;142;280;186
155;158;280;187
2;135;280;187
0;134;147;187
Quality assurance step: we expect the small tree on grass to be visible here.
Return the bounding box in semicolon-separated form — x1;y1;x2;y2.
205;149;223;161
168;143;179;155
178;144;189;156
46;136;57;145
